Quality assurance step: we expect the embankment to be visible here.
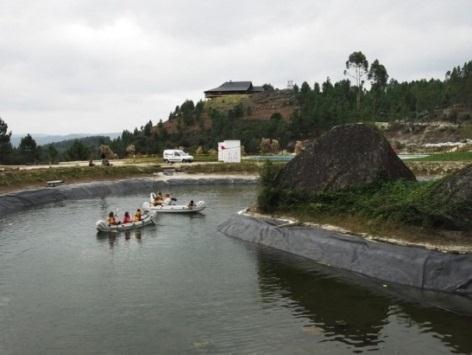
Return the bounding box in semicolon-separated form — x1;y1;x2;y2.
0;174;257;217
218;213;472;295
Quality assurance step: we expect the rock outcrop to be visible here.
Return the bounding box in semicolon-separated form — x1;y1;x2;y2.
277;124;416;193
426;164;472;229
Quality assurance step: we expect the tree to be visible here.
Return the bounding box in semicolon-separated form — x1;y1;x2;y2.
180;100;195;126
47;145;59;164
262;83;275;92
18;134;40;164
194;100;205;120
368;59;389;116
300;81;311;95
67;140;89;161
18;134;41;164
0;117;12;164
368;59;389;91
143;120;153;137
345;51;369;110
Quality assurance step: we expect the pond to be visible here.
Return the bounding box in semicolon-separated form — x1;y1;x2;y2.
0;185;470;354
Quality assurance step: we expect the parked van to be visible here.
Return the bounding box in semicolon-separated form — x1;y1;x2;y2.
163;149;194;163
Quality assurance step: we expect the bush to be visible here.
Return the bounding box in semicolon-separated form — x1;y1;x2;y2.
257;161;285;212
256;175;472;230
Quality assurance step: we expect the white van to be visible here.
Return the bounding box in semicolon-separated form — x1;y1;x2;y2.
163;149;194;163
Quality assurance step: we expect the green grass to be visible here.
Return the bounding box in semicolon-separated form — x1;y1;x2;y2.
179;161;287;174
284;182;435;224
257;179;472;244
123;155;163;164
180;161;263;174
193;154;218;162
204;94;249;112
257;160;471;231
0;165;160;192
458;124;472;140
412;151;472;161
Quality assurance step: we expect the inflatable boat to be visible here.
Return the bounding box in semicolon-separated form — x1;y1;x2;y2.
148;192;177;205
142;200;206;213
96;214;155;232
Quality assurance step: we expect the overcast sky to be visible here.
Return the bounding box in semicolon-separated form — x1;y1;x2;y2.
1;0;471;135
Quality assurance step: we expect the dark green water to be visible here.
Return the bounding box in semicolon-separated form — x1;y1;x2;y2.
0;185;471;354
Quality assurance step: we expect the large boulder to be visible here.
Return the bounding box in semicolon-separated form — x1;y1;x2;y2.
424;164;472;229
277;124;416;192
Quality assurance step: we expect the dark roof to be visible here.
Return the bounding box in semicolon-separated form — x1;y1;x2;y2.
205;81;253;93
252;86;264;92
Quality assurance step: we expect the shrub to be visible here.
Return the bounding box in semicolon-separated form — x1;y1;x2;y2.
256;175;471;230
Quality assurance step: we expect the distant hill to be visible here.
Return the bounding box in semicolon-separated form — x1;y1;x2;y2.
11;133;120;147
47;135;115;154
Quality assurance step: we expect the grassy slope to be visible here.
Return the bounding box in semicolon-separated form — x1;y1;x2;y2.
0;165;160;193
204;94;249;112
257;162;472;247
179;161;265;174
413;151;472;161
0;159;267;193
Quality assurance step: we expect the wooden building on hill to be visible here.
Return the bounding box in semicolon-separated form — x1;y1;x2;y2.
204;81;264;98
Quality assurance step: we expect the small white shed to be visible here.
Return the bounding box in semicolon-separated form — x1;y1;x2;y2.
218;140;241;163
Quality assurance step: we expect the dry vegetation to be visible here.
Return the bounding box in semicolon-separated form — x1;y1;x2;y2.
0;165;160;193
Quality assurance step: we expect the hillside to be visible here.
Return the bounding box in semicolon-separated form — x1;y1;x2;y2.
101;58;472;157
11;133;120;147
47;136;112;153
155;94;472;155
163;90;296;134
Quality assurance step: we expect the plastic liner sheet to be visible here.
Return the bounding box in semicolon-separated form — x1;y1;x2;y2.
0;177;256;217
218;214;472;295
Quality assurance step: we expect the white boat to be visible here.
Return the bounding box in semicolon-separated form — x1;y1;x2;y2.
96;214;155;232
142;199;206;213
148;193;177;205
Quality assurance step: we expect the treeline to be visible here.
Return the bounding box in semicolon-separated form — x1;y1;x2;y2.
0;130;43;165
0;123;112;165
290;55;472;139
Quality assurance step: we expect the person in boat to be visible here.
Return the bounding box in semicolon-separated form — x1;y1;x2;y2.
122;211;132;224
107;211;121;226
153;192;164;206
188;200;195;209
134;208;143;222
163;193;177;205
163;193;172;205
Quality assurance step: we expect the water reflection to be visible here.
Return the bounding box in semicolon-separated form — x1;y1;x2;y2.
256;249;388;350
98;197;109;212
399;301;472;354
255;248;472;353
96;229;144;248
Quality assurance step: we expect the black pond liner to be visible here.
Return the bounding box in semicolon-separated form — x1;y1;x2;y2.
0;177;257;217
218;214;472;296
